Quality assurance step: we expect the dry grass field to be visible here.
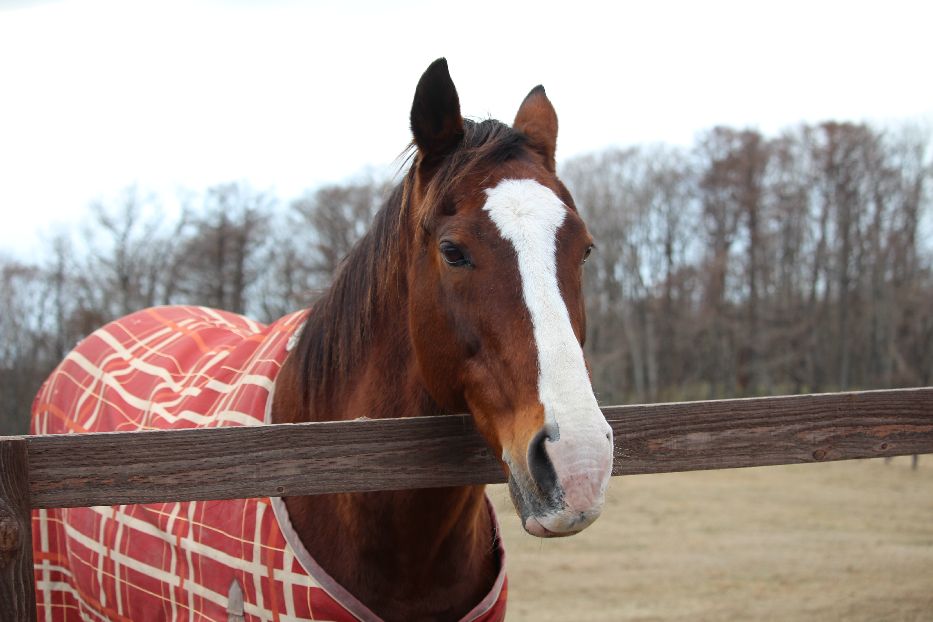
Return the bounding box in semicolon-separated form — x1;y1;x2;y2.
488;456;933;621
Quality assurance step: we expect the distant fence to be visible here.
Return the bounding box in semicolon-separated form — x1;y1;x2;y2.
2;387;932;620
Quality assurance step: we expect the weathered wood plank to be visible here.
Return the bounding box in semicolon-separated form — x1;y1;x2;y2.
17;387;933;509
25;414;504;508
0;439;36;621
609;387;933;474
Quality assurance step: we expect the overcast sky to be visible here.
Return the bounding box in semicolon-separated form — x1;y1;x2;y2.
1;0;931;259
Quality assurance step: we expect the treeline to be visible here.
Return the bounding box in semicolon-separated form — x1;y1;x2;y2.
1;121;931;433
567;122;932;404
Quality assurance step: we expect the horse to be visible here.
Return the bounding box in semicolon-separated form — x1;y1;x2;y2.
30;58;614;622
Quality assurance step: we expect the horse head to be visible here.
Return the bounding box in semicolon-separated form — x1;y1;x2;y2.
405;59;613;537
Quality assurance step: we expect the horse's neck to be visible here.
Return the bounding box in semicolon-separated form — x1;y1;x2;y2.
272;307;498;620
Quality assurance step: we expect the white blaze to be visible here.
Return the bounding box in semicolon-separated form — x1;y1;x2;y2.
482;178;611;524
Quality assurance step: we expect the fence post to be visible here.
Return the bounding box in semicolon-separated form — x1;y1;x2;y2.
0;438;36;621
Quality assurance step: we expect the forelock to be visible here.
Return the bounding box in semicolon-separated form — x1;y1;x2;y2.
416;119;532;229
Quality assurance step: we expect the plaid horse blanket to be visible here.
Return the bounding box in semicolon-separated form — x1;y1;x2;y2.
31;306;507;621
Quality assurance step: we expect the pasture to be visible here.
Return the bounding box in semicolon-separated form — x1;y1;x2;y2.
491;456;933;621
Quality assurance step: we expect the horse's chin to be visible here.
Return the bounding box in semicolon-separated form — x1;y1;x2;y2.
523;516;583;538
522;508;601;538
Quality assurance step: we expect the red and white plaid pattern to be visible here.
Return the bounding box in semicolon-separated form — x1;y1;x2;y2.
31;306;507;621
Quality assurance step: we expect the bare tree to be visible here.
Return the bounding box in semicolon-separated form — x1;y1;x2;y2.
175;182;273;315
81;186;190;319
291;177;389;282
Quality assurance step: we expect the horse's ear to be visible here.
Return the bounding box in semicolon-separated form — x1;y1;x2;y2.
410;58;464;167
513;85;558;172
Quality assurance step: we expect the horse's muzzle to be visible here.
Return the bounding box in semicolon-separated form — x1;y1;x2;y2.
507;418;613;538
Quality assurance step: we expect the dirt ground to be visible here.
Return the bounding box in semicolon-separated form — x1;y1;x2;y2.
487;456;933;621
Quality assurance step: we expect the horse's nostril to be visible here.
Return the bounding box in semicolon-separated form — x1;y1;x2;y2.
527;427;559;496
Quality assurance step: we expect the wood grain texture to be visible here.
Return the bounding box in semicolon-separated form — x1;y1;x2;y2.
0;439;36;621
16;387;933;509
609;387;933;475
26;414;505;509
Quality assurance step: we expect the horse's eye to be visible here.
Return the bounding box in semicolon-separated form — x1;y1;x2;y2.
440;241;471;267
583;244;594;264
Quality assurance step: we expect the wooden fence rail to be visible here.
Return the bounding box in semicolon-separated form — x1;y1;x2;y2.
2;387;932;619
